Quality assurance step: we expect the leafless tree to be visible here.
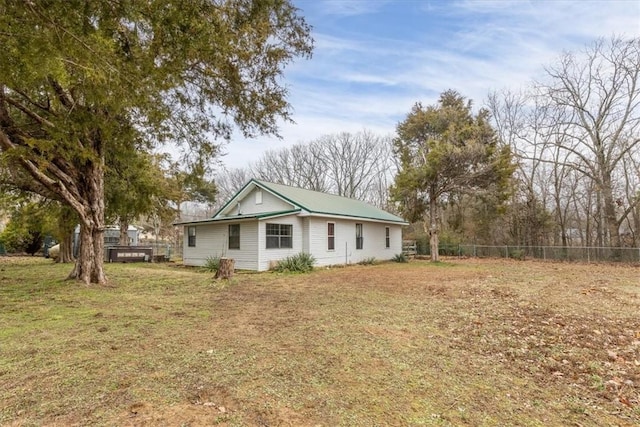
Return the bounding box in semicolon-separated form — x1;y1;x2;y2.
212;167;251;212
231;130;397;209
290;141;331;192
535;37;640;247
619;145;640;245
249;141;329;192
488;89;556;246
323;131;396;207
490;37;640;249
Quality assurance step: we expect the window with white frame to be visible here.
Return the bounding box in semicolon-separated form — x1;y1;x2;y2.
228;224;240;249
327;222;335;250
255;188;263;204
266;223;292;249
187;226;196;247
385;227;390;248
355;223;363;250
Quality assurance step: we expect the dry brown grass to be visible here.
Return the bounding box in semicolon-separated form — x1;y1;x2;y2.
0;256;638;426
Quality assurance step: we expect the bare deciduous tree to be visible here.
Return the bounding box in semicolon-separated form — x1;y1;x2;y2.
535;37;640;247
219;130;397;210
490;37;640;249
212;167;251;212
320;130;391;202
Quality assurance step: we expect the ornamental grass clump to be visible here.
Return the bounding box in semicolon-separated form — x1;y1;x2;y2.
274;252;315;273
202;256;221;273
393;253;409;263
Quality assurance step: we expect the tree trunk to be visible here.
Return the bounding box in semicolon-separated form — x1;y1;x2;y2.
119;218;130;245
601;174;621;247
584;186;594;247
67;221;106;283
174;200;183;250
67;161;107;285
595;189;604;247
632;203;640;247
57;206;76;263
428;184;439;262
215;257;235;279
58;231;75;263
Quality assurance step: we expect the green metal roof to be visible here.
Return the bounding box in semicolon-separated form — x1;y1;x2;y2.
254;179;407;224
174;209;300;226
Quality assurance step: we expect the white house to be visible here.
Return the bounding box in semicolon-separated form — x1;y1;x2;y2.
177;179;408;271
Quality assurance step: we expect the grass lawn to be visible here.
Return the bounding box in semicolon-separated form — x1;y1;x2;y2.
0;256;638;426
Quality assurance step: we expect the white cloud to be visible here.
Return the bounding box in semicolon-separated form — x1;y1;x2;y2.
340;72;398;86
219;0;640;171
311;0;394;17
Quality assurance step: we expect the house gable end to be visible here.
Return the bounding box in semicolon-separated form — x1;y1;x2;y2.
215;180;298;219
212;180;255;218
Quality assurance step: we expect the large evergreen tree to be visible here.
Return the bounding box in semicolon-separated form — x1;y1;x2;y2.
0;0;312;283
105;148;163;245
392;90;513;261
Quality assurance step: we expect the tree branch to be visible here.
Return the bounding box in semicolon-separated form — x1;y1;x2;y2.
47;77;75;111
11;87;52;113
0;129;87;219
3;95;56;128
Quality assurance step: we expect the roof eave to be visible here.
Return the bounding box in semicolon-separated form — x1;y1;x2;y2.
174;209;301;226
306;212;408;225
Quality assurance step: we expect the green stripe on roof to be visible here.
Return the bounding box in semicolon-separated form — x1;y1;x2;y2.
254;180;407;224
253;209;301;218
175;209;300;225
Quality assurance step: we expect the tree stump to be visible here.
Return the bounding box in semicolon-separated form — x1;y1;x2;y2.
215;257;235;279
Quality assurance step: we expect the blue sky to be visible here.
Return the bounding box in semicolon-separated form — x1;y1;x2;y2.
221;0;640;169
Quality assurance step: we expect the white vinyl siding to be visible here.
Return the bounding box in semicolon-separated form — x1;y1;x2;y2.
183;215;403;271
307;217;402;266
183;222;259;270
302;218;310;254
233;187;293;216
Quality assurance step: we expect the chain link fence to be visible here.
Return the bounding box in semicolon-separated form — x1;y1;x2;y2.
140;242;182;261
411;241;640;263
